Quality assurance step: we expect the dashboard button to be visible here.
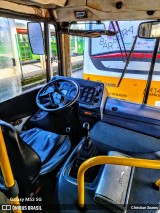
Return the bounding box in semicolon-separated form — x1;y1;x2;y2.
85;88;89;92
93;97;99;103
81;97;85;101
86;98;91;102
88;94;92;98
83;92;87;97
89;89;94;93
95;86;102;95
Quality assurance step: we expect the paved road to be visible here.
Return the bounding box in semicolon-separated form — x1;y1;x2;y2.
22;68;84;91
21;56;83;78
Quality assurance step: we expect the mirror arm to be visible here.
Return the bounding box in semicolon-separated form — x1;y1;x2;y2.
115;21;128;60
68;21;77;34
111;21;126;62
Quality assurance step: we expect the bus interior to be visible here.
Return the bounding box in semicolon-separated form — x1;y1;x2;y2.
0;1;160;213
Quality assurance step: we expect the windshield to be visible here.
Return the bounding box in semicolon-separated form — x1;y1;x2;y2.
81;20;160;107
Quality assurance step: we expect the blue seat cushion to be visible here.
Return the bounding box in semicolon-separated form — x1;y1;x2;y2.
20;128;71;175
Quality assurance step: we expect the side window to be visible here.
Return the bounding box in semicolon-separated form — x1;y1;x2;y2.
50;24;58;77
0;18;57;103
0;18;21;102
16;20;46;90
70;36;84;79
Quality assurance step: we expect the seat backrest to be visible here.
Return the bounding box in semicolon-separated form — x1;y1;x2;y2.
0;120;41;194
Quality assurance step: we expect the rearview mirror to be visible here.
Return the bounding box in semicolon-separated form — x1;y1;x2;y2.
27;22;44;55
61;22;117;38
138;21;160;38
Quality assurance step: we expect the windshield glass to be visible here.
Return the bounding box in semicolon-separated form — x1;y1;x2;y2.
80;20;160;107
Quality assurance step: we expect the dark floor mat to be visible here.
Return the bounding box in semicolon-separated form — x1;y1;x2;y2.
127;152;160;212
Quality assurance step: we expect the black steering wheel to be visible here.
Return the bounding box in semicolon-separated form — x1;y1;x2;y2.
36;79;80;112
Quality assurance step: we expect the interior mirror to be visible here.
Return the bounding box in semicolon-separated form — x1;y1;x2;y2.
61;22;117;38
27;22;44;55
138;21;160;38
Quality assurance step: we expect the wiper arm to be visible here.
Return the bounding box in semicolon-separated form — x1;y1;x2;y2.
117;35;138;87
111;21;126;62
115;21;128;60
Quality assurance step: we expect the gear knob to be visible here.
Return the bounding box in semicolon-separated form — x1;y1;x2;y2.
83;122;90;131
83;122;90;139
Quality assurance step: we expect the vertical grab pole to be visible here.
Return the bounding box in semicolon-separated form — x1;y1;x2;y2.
0;127;22;213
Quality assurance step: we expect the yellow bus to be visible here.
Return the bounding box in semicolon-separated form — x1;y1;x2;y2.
84;21;160;106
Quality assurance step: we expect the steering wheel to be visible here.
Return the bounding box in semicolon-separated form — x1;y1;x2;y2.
36;79;80;112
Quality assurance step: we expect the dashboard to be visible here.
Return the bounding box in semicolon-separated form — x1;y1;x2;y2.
49;77;108;122
32;76;108;125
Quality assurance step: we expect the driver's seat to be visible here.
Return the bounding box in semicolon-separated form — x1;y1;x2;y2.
0;119;71;196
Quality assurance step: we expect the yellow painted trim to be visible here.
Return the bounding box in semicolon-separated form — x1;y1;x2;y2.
77;156;160;208
0;127;22;213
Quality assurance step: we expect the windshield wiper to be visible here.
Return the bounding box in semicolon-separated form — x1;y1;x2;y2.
115;21;128;60
117;35;138;87
111;21;127;62
111;21;125;62
143;38;160;104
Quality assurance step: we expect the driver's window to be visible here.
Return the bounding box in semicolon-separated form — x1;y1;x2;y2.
50;24;58;77
0;18;58;103
0;17;21;102
70;36;84;79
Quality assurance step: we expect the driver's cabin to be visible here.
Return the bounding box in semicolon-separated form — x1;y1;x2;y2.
0;1;160;213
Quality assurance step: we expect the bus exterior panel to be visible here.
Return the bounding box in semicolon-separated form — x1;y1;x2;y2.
83;21;160;107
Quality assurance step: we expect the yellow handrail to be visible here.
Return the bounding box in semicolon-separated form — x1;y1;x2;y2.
77;156;160;208
0;127;22;213
155;179;160;187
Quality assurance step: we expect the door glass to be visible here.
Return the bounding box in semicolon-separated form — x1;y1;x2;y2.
15;20;47;89
50;24;58;77
70;36;84;79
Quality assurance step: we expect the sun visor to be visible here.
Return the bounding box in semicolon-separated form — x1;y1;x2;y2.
30;0;67;7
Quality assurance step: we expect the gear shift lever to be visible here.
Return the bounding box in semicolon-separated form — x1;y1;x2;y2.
83;122;90;139
70;122;97;179
82;122;94;151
